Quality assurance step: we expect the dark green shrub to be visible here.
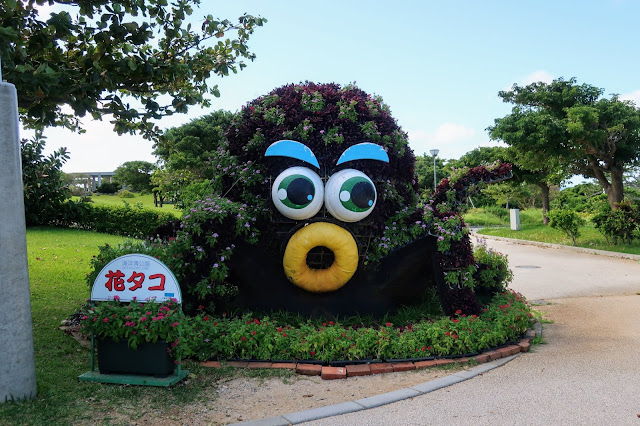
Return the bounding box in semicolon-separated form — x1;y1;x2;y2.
21;133;71;226
174;180;215;210
69;203;176;237
96;182;120;194
118;189;135;198
483;205;509;220
592;201;640;244
548;209;585;245
551;183;605;212
473;243;512;290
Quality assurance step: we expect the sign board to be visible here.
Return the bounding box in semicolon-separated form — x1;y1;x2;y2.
90;254;181;303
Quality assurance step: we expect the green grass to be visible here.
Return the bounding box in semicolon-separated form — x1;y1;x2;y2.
0;228;245;425
73;192;182;217
478;224;640;255
464;207;544;227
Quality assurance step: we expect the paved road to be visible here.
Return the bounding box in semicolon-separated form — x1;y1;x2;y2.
305;238;640;425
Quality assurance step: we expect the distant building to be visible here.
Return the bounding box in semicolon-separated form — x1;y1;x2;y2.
71;172;116;191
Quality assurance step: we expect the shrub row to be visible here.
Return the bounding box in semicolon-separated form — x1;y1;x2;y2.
52;201;176;238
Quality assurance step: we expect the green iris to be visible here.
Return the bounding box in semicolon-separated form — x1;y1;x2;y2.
339;177;375;213
277;174;316;209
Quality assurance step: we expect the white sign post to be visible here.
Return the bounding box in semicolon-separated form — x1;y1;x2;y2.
91;254;182;303
0;57;37;401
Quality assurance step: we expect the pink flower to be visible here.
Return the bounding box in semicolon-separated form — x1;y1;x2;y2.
171;322;179;328
113;295;120;301
103;318;109;323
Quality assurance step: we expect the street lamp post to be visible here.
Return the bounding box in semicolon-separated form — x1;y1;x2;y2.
429;149;439;190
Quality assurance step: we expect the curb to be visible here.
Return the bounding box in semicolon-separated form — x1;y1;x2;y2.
473;232;640;261
220;324;542;425
231;355;520;425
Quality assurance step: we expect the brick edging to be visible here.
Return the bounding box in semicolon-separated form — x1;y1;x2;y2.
200;328;536;380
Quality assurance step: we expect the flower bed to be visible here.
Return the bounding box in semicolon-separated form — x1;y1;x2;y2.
180;290;532;363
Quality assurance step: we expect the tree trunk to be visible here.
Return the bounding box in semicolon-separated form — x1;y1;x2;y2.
538;182;550;225
592;165;624;209
607;169;624;209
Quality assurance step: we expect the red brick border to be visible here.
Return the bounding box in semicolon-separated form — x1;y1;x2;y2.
200;332;536;380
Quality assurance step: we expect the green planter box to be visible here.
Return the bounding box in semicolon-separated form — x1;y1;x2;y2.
98;338;175;377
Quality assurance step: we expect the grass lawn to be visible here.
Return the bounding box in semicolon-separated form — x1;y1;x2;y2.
74;192;182;217
464;207;543;227
0;228;250;425
477;224;640;256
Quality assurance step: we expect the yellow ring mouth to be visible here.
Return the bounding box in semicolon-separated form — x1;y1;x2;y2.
282;222;358;293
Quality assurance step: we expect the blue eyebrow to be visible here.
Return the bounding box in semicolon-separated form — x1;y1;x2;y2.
336;142;389;165
265;140;320;168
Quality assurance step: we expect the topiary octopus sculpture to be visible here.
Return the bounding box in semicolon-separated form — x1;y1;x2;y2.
151;82;512;318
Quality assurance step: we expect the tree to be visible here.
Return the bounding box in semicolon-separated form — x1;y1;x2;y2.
21;132;70;225
489;78;640;209
0;1;266;139
414;153;447;197
114;160;155;192
152;109;235;201
449;145;565;222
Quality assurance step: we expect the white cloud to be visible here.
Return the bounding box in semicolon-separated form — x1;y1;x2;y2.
408;123;477;159
25;119;157;173
502;70;555;91
620;90;640;106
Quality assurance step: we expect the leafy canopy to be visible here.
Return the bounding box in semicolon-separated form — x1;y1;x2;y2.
114;160;155;192
489;77;640;208
0;0;265;139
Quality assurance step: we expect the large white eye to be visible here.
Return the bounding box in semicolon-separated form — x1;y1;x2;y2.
271;166;324;220
325;169;376;222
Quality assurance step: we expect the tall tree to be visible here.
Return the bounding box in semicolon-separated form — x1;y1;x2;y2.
0;1;265;139
488;78;640;209
114;160;155;192
414;153;447;198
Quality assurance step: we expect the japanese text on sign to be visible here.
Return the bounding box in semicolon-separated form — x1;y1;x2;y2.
90;254;181;303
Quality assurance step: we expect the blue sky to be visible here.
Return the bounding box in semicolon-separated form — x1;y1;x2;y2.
34;0;640;172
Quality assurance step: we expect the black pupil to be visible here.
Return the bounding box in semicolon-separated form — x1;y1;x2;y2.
288;178;314;205
351;181;375;209
306;246;335;269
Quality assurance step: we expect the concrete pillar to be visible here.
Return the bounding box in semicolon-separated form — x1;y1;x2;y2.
510;208;521;231
0;64;37;401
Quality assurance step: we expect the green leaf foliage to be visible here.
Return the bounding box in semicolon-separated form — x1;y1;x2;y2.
0;1;266;139
21;132;71;226
489;77;640;209
547;209;585;245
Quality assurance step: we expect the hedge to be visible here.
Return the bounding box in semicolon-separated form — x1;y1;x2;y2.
52;201;176;238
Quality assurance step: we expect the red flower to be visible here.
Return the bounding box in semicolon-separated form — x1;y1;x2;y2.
282;333;287;337
455;309;462;315
310;351;316;356
385;322;392;327
254;318;260;324
452;319;460;323
445;331;451;336
240;336;247;341
251;331;256;335
329;321;334;325
203;316;209;321
322;322;327;326
103;318;109;323
277;327;283;332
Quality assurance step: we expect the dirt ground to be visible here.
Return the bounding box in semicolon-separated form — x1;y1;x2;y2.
118;364;465;425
